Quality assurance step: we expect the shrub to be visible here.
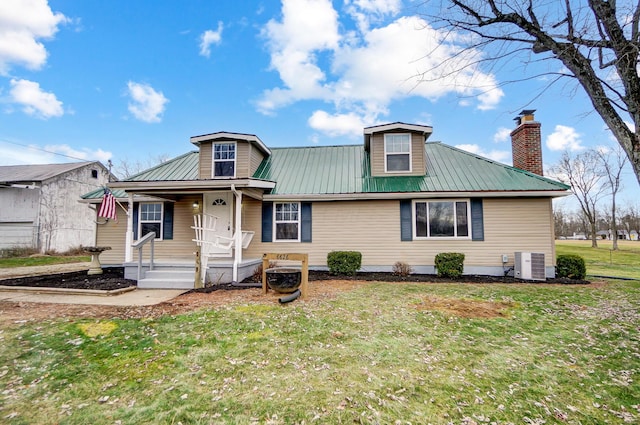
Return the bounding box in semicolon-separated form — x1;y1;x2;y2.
556;254;586;280
392;261;413;277
434;252;465;278
327;251;362;275
0;247;39;258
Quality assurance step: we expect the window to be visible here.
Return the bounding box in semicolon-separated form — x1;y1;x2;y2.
139;203;163;240
213;142;236;177
91;169;98;178
384;133;411;172
414;200;469;238
274;202;299;241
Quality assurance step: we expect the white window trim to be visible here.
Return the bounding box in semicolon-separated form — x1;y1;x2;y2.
412;199;471;240
384;133;412;173
212;141;237;179
273;201;301;242
138;202;164;241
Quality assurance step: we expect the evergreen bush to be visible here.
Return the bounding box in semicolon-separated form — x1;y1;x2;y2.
434;252;465;278
327;251;362;275
556;254;586;280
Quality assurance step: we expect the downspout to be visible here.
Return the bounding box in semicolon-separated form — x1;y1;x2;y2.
125;193;134;262
231;184;243;283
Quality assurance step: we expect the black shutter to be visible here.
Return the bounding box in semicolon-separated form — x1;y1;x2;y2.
470;198;484;241
163;202;174;240
133;203;139;240
301;202;312;242
400;200;412;241
262;202;273;242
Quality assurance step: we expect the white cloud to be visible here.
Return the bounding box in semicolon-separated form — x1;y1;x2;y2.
455;143;511;163
257;0;339;113
493;127;511;143
308;110;367;137
199;21;224;57
345;0;401;32
9;78;63;118
126;81;168;123
258;2;503;137
546;125;584;151
0;141;111;165
0;0;68;75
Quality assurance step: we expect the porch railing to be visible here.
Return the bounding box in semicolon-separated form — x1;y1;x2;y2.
131;231;156;281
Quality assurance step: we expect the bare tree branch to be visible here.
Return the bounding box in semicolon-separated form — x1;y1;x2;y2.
422;0;640;187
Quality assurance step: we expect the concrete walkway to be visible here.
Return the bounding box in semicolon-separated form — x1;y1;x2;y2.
0;287;187;306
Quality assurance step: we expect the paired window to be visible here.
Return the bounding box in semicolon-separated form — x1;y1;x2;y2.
213;142;236;178
384;133;411;172
274;202;300;241
139;203;163;240
414;200;470;238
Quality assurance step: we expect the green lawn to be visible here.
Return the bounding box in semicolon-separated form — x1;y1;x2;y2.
0;255;90;269
556;240;640;279
1;279;639;424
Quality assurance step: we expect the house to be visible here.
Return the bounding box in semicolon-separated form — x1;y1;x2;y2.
0;161;112;253
81;110;569;288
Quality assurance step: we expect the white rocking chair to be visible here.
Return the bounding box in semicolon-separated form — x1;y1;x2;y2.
191;214;255;284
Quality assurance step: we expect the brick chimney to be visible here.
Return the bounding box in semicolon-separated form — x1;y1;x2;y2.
510;109;543;175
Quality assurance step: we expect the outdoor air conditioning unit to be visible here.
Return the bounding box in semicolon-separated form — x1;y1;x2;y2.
514;252;546;281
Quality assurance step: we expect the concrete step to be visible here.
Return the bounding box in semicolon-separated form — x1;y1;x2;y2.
138;268;196;289
144;269;194;280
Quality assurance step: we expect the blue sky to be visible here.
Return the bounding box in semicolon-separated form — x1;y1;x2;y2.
0;0;637;205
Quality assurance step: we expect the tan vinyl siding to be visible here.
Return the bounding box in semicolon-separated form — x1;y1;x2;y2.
236;142;250;178
244;197;555;269
198;141;258;179
370;132;426;177
97;197;201;264
199;143;212;179
250;144;267;176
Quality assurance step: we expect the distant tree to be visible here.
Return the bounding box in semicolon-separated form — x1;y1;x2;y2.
113;154;171;179
553;204;570;238
621;202;640;237
422;0;640;187
550;149;607;247
597;145;628;249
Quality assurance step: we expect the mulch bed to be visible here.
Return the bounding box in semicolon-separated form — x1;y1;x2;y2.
0;267;589;292
0;267;137;291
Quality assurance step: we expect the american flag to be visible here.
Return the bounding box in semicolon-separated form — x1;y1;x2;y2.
97;188;117;221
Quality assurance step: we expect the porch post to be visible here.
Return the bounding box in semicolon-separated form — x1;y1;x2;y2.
125;193;134;262
233;188;243;282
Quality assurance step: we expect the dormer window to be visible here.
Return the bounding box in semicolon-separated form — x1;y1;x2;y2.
213;142;236;178
384;133;411;172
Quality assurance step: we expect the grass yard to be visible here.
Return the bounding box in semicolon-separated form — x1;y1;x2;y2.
1;280;639;424
0;255;90;269
556;240;640;279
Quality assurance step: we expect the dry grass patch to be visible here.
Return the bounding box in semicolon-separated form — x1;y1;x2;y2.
416;295;515;318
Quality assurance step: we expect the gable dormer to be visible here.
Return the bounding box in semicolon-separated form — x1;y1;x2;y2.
364;122;433;177
190;132;271;180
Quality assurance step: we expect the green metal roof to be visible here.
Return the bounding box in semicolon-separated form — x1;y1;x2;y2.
82;142;568;200
125;151;199;181
253;142;569;195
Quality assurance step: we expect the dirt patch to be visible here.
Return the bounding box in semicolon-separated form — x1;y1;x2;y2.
415;295;515;319
0;279;366;325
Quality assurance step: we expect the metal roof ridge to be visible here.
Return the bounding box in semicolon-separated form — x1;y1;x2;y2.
124;151;198;181
431;143;570;189
268;144;363;150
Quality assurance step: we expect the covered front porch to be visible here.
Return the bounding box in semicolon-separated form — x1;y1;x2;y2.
123;257;263;289
107;179;274;289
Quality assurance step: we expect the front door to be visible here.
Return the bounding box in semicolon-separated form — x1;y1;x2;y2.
204;191;233;256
